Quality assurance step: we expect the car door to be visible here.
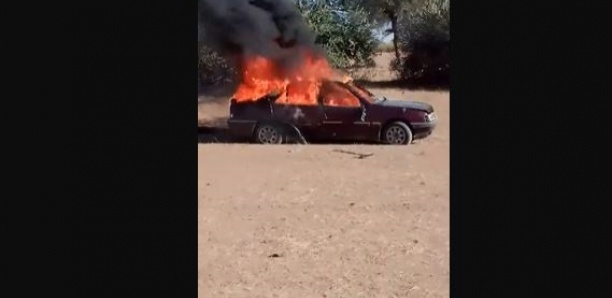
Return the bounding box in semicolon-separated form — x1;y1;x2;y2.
315;82;361;140
320;104;368;140
271;102;326;139
320;94;385;142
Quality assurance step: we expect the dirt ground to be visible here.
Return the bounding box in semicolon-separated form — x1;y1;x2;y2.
198;53;449;297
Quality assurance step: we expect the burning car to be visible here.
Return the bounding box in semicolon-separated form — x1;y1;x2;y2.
227;80;436;144
225;53;436;145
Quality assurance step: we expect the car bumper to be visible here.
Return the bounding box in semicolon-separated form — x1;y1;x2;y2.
411;121;437;140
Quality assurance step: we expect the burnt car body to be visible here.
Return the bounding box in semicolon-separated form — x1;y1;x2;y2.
227;81;437;144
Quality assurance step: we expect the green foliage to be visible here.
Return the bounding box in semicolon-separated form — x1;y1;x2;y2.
198;45;235;85
299;1;379;68
346;0;426;62
348;0;423;21
394;0;449;85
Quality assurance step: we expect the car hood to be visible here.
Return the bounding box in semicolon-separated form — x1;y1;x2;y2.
373;99;434;113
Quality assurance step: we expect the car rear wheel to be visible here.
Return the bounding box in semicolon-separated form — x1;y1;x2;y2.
383;121;413;145
254;123;284;144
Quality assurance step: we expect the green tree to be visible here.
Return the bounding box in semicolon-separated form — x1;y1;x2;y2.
395;0;449;86
298;0;378;68
345;0;425;62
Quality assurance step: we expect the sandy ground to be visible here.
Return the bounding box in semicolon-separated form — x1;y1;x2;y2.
198;53;449;297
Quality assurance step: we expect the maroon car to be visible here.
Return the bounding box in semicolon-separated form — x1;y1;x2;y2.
227;80;437;145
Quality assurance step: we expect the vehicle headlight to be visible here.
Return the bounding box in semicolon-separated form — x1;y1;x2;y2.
425;112;437;122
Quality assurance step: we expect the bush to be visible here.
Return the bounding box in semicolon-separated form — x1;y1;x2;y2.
394;0;449;86
198;45;236;86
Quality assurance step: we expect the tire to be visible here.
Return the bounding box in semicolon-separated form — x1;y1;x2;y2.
254;123;284;144
382;121;413;145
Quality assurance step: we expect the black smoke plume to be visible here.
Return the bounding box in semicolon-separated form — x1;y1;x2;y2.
198;0;324;75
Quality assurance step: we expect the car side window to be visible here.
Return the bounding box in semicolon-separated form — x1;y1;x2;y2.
320;82;360;107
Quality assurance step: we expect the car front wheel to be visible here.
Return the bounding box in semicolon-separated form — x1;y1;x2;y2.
383;121;413;145
254;123;284;144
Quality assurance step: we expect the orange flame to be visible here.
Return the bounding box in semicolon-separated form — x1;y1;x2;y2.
232;52;359;107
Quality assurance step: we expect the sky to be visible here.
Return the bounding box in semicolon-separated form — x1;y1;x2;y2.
372;22;393;43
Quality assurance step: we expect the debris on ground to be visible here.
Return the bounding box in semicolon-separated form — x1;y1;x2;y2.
332;149;374;159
